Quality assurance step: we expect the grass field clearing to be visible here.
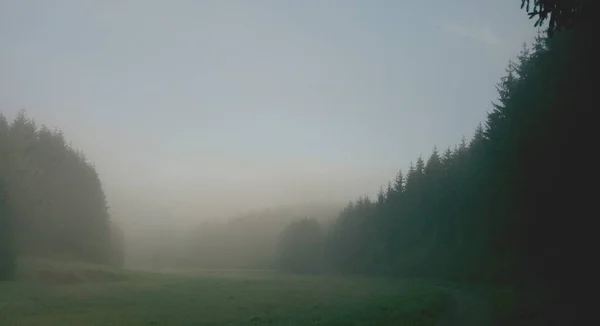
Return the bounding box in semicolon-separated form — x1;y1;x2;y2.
0;265;446;326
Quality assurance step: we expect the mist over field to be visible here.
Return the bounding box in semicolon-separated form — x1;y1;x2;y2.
1;1;537;267
1;1;594;325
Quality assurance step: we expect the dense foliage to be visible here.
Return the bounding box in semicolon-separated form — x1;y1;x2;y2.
1;118;16;280
0;110;121;268
521;0;596;35
277;218;325;273
0;181;16;280
279;21;595;299
182;204;339;270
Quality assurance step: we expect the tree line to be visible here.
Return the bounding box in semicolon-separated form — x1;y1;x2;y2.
1;111;122;280
278;11;595;295
180;203;339;271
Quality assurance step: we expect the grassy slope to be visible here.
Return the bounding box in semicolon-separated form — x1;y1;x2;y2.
1;263;446;326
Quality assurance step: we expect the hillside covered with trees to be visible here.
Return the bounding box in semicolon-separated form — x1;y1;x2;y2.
277;9;595;322
0;111;122;280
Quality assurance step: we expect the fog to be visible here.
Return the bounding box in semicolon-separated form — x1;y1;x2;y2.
1;1;537;267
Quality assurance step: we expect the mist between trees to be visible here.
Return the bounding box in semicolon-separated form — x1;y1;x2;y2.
1;10;595;324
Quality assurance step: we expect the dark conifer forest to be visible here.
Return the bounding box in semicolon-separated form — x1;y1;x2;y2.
0;1;596;324
277;4;596;320
0;111;122;280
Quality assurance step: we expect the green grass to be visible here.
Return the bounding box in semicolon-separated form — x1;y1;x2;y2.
0;265;446;326
426;278;564;326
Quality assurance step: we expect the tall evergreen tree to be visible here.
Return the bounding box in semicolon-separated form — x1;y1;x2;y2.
0;115;16;280
425;147;442;176
441;147;454;167
521;0;596;35
385;182;394;203
415;156;425;177
393;169;404;193
376;186;385;206
0;137;16;280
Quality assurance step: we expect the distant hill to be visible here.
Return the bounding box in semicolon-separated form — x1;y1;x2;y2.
228;201;342;226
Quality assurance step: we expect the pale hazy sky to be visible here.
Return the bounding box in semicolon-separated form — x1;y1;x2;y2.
1;1;537;224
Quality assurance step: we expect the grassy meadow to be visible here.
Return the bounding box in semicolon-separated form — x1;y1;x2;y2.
0;261;447;326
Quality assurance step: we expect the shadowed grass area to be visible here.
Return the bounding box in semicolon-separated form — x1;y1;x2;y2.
1;262;446;326
428;279;564;326
14;258;142;284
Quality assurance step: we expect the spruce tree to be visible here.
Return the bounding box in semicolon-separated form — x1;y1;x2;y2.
520;0;595;35
385;182;394;202
442;147;454;167
425;147;443;176
393;169;404;193
376;186;385;206
415;156;425;176
0;114;16;280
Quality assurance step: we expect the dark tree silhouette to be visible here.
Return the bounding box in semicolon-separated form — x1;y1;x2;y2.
0;110;119;266
0;182;16;281
521;0;595;35
1;116;16;280
277;218;324;273
276;18;593;323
